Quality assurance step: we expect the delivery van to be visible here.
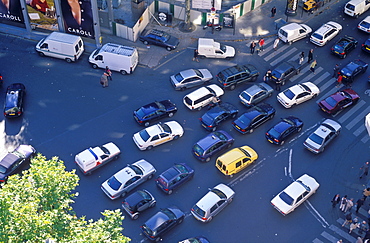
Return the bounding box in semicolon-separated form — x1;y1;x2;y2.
35;32;84;62
197;38;235;59
89;43;139;75
344;0;370;18
278;23;312;44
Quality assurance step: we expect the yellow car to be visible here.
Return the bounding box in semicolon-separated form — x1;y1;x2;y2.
215;145;258;177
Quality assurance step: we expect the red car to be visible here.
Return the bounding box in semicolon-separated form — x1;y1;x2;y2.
318;89;360;114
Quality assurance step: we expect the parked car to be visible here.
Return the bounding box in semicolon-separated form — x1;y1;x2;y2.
133;100;177;127
278;23;312;44
4;83;26;117
133;121;184;150
270;61;300;86
362;38;370;54
310;21;342;46
156;163;194;194
121;189;156;219
141;206;185;241
0;145;36;182
179;236;210;243
271;174;319;215
216;64;259;90
183;84;224;111
265;116;304;145
358;16;370;33
232;103;276;134
277;82;320;108
318;89;360;115
199;103;238;131
239;83;274;108
170;69;213;91
338;59;368;83
101;159;156;200
191;183;235;223
303;119;341;154
331;36;358;58
139;29;179;51
192;130;234;162
215;145;258;177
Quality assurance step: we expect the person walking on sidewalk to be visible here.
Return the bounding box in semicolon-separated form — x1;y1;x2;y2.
359;221;368;235
356;198;365;213
193;49;199;62
273;38;280;51
264;69;272;82
342;212;353;227
307;49;314;63
100;72;109;88
271;6;276;17
363;188;370;200
360;161;370;179
332;194;341;208
250;41;256;54
310;60;317;74
299;51;304;65
336;75;343;88
105;66;112;81
349;221;360;234
258;38;265;52
340;195;348;212
345;198;354;213
333;64;340;78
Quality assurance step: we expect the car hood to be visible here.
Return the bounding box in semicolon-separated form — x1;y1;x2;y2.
207;84;224;97
167;36;180;46
166;121;184;136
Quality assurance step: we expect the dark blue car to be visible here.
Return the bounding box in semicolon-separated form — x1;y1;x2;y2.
200;103;238;131
139;29;179;51
232;103;276;134
155;163;194;195
331;36;358;58
192;130;234;162
133;100;177;127
265;116;303;145
339;59;368;82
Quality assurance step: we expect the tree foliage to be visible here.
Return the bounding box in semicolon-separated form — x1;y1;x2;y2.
0;154;130;242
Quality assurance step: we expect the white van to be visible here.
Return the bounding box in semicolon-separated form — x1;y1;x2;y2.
35;32;84;62
183;84;224;111
278;23;312;44
89;43;139;75
197;38;235;59
344;0;370;18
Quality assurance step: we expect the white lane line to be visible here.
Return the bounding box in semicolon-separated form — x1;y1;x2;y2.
346;106;370;130
312;72;331;86
305;200;330;228
288;149;293;180
300;67;324;83
338;100;366;124
264;44;291;62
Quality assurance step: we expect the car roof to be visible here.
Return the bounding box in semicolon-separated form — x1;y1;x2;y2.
145;124;164;136
180;69;197;78
197;132;223;150
124;190;146;206
314;21;341;35
274;62;293;73
144;211;169;230
0;153;20;170
244;84;265;96
160;166;180;181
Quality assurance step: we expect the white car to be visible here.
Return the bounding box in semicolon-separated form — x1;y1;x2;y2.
133;121;184;150
183;84;224;111
277;82;320;108
191;183;235;222
303;119;341;154
101;159;156;200
271;174;319;215
170;68;213;91
358;16;370;33
278;23;312;44
310;21;342;46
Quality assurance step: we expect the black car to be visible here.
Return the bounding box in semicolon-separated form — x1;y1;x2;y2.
265;116;303;145
331;36;358;58
139;29;179;51
232;103;276;134
0;145;36;182
200;103;239;131
155;163;194;195
362;38;370;54
339;59;368;82
121;190;156;220
270;61;300;86
133;100;177;127
4;83;26;117
141;206;185;241
216;64;259;90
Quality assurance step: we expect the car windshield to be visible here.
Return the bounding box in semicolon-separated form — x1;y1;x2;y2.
160;123;172;133
107;176;122;191
308;133;324;145
162;208;176;220
211;188;226;199
217;72;226;81
129;164;143;175
174;164;189;173
282;89;295;100
192;205;205;217
155;101;165;110
174;73;184;82
138;190;152;200
240;92;252;102
139;129;151;142
194;69;204;78
312;33;323;40
0;165;7;173
324;97;338;107
193;144;204;156
239;147;251;157
279;191;294;206
282;118;295;126
162;33;170;42
214;131;227;141
99;146;109;154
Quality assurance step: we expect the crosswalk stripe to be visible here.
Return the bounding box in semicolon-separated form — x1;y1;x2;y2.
346;106;370;130
270;48;298;66
313;72;331;85
320;231;338;243
263;44;291;62
338;100;366;124
361;134;370;143
290;65;311;82
300;67;324;83
329;224;356;242
312;238;324;243
354;125;367;137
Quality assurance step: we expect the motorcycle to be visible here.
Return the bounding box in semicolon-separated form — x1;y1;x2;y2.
203;22;222;31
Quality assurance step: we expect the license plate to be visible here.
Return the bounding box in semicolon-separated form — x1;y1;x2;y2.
366;47;370;51
201;123;207;128
334;51;339;54
268;139;273;143
321;108;327;112
235;125;240;129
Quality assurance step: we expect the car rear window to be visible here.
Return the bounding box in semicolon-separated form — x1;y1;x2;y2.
174;164;189;173
139;130;151;142
361;21;370;29
193;144;204;157
308;133;324;145
214;131;227;141
174;73;184;82
194;69;204;78
184;96;192;106
346;3;355;11
160;123;172;133
240;92;252;102
268;128;280;138
282;89;295;100
129;164;144;175
312;33;323;40
324;97;337;107
279;191;294;206
0;165;7;173
192;205;205;217
138;190;152;200
107;176;122;191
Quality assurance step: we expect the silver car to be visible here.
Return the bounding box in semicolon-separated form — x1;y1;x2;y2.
170;69;213;91
303;119;341;154
239;82;274;108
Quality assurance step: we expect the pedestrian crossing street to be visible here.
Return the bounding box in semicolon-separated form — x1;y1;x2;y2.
257;38;370;144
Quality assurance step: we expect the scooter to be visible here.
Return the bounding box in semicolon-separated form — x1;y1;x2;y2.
203;22;222;31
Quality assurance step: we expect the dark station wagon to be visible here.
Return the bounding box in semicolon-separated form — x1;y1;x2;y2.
133;100;177;127
199;103;238;131
4;83;26;117
139;29;179;51
155;163;194;194
331;36;358;58
265;116;304;145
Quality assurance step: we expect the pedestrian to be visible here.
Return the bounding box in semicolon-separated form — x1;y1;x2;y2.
360;162;370;179
365;229;370;241
345;198;354;213
310;60;317;74
340;195;348;212
337;240;343;243
336;75;343;88
193;49;199;62
342;212;352;227
250;41;256;54
359;221;368;235
275;81;281;91
332;194;341;208
105;66;112;81
357;236;364;243
273;38;280;51
356;198;365;213
349;221;360;234
333;64;340;78
271;6;276;17
299;51;304;65
264;69;272;82
307;49;314;63
258;38;265;52
100;72;109;88
363;188;370;200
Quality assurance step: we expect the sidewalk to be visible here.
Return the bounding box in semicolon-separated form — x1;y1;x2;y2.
0;0;340;68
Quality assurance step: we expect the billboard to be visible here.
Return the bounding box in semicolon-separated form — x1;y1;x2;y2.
60;0;94;38
27;0;58;31
0;0;24;23
285;0;298;16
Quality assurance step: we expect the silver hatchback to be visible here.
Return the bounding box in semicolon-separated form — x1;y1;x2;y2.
239;82;274;108
170;68;213;91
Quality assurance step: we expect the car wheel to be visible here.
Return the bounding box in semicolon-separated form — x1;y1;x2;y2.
168;189;173;195
178;217;184;224
144;121;150;127
155;237;161;242
197;106;203;111
297;127;302;132
288;41;292;45
313;94;317;98
321;147;324;153
229;174;234;178
211;127;217;132
180;86;186;91
143;40;149;45
148;174;154;180
92;64;98;69
120;192;126;198
166;46;173;51
120;70;127;75
173;135;180;140
132;214;139;220
205;157;211;162
227;143;232;148
168;112;174;117
280;140;285;146
146;145;153;150
149;201;156;208
342;53;347;59
269;114;275;120
207;216;213;222
86;171;92;176
249;128;254;134
281;80;286;86
268;92;272;97
296;69;300;74
231;113;237;118
228;197;233;203
38;51;45;57
251;76;258;82
65;58;72;63
230;84;236;90
114;155;119;160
